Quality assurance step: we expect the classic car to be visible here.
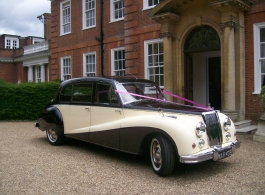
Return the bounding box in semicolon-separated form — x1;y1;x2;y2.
35;76;240;176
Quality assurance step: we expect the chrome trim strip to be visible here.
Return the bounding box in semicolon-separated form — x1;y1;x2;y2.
179;140;240;163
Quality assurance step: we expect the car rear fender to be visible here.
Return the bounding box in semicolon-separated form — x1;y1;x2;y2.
36;106;64;136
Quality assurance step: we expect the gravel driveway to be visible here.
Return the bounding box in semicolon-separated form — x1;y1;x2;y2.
0;122;265;195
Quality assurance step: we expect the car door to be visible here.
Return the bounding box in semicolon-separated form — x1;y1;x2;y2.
90;82;124;149
66;82;93;141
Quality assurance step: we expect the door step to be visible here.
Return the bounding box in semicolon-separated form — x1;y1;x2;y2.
234;120;257;134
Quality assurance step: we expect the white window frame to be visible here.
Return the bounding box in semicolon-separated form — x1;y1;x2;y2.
110;0;124;22
111;47;125;76
36;66;42;82
61;56;72;81
253;22;265;94
83;52;96;76
82;0;96;29
33;38;44;44
60;0;71;35
5;37;19;49
144;39;164;88
143;0;160;10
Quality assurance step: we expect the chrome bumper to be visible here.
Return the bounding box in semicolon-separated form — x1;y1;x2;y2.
179;140;240;163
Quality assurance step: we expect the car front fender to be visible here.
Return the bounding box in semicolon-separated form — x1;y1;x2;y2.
120;114;204;156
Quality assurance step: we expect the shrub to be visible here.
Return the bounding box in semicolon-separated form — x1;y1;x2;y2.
0;81;60;121
258;85;265;109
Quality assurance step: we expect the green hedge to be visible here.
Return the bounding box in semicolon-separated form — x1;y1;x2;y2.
0;81;60;121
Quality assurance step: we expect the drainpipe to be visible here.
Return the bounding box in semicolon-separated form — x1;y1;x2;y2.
95;0;104;76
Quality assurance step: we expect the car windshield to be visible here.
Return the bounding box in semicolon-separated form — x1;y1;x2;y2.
116;82;165;104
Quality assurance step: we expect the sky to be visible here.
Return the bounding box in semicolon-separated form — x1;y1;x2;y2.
0;0;51;37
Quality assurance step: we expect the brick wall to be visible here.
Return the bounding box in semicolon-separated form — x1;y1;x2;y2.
50;0;161;80
245;0;265;123
0;63;16;83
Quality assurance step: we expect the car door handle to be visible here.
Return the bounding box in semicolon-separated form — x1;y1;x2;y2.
85;107;90;111
115;109;122;114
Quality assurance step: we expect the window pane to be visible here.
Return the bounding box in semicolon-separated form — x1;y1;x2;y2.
153;43;158;54
160;75;164;86
260;28;265;42
149;68;154;75
85;54;96;75
159;54;164;64
148;44;153;55
261;60;265;73
62;3;70;33
148;0;153;6
85;0;95;27
261;43;265;58
114;49;125;76
60;85;72;101
73;84;93;102
147;41;164;86
113;0;124;20
148;0;160;7
63;58;71;80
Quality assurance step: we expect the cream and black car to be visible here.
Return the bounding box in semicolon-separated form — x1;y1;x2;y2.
35;76;240;176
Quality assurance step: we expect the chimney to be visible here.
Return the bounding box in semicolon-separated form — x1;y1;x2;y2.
43;13;51;41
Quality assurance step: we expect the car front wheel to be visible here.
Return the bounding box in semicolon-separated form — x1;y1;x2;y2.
150;135;176;176
46;129;65;145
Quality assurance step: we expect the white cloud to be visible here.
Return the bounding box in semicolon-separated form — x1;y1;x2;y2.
0;0;51;37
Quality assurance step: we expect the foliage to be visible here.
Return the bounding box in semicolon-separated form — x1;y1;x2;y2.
0;81;60;121
258;85;265;108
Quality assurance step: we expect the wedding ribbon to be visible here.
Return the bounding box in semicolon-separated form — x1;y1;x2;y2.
115;90;211;111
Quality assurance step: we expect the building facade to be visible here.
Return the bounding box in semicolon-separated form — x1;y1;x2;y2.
0;13;51;83
1;0;264;123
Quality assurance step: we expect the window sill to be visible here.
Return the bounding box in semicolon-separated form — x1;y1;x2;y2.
82;26;96;31
142;6;156;11
109;18;124;24
60;32;71;36
253;91;261;95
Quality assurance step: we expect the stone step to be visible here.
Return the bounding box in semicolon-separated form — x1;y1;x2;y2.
234;120;252;129
236;125;258;134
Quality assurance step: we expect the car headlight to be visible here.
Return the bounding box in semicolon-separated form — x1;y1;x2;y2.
198;139;205;148
225;132;231;140
224;117;231;131
196;122;206;137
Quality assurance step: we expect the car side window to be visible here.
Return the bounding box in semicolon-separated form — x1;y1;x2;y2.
95;83;119;105
60;85;72;102
72;83;93;102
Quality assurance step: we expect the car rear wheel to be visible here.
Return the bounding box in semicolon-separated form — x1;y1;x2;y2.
46;129;65;145
150;135;176;176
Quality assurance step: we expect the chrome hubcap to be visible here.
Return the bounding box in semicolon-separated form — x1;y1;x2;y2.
47;129;57;142
151;139;162;170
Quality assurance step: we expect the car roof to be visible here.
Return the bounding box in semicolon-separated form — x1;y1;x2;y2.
59;76;156;87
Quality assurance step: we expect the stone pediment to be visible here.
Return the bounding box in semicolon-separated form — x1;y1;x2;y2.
149;0;252;18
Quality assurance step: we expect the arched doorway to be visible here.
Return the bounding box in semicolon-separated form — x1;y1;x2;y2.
184;26;221;110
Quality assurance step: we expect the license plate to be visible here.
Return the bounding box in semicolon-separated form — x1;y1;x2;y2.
218;148;232;160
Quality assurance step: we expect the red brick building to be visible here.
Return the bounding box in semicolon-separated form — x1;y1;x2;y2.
49;0;161;81
1;0;265;123
0;13;51;83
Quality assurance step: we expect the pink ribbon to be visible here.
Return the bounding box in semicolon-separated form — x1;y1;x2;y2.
115;90;163;101
115;90;211;110
162;90;210;110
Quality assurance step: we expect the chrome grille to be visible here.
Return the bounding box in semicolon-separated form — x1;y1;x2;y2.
202;111;222;147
